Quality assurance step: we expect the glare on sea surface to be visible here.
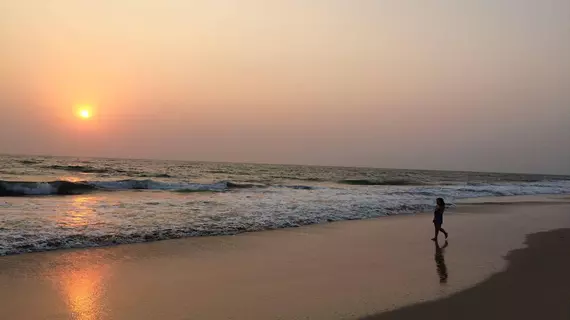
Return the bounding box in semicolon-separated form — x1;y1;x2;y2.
59;196;97;228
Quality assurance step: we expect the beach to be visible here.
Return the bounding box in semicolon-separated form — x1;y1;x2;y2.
1;195;569;319
3;0;570;318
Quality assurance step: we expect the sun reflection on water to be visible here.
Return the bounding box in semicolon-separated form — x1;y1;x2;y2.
59;176;84;183
59;196;98;228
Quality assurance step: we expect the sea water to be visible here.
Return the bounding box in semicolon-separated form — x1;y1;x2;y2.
1;155;569;255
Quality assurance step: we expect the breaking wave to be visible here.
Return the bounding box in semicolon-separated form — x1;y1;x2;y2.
0;179;275;196
1;201;432;256
0;180;96;196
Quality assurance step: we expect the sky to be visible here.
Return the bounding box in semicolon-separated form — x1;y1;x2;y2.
1;0;569;174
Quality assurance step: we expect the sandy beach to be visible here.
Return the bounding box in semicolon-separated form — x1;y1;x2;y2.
1;195;569;319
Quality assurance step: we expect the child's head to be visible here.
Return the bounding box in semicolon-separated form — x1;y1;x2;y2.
436;198;445;206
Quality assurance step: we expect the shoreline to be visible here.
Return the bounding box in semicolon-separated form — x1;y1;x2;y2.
1;195;570;319
361;228;570;319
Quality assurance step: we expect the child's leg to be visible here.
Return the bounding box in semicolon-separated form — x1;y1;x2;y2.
432;223;440;240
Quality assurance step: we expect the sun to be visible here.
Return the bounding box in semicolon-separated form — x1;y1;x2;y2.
75;105;93;120
80;109;91;119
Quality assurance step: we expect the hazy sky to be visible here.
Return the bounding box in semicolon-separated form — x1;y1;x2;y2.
1;1;569;174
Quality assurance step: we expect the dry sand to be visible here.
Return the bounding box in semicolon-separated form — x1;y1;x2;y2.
0;195;569;319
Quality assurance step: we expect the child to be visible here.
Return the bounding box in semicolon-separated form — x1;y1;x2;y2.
432;198;449;241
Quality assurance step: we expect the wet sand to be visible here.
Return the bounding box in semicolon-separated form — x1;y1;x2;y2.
1;195;569;319
361;228;570;320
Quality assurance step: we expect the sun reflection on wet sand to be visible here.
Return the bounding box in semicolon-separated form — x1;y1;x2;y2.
51;252;110;320
64;267;106;319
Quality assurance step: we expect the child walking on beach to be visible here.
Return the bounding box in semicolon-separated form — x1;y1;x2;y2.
432;198;448;241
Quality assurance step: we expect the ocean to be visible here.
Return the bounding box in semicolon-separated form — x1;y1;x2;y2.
1;154;569;256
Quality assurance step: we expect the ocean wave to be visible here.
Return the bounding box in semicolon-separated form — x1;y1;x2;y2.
137;173;173;178
18;159;43;165
91;179;234;191
44;165;112;174
271;175;325;182
283;185;315;190
0;180;96;196
0;179;271;196
0;202;429;256
339;179;426;186
226;182;265;189
43;164;173;178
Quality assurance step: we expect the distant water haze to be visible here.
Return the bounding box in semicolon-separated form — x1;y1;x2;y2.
1;1;569;174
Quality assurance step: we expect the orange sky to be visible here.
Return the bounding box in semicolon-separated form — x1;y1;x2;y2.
1;1;569;173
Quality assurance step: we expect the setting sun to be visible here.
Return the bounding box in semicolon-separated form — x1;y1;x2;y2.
75;105;94;120
80;109;91;119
